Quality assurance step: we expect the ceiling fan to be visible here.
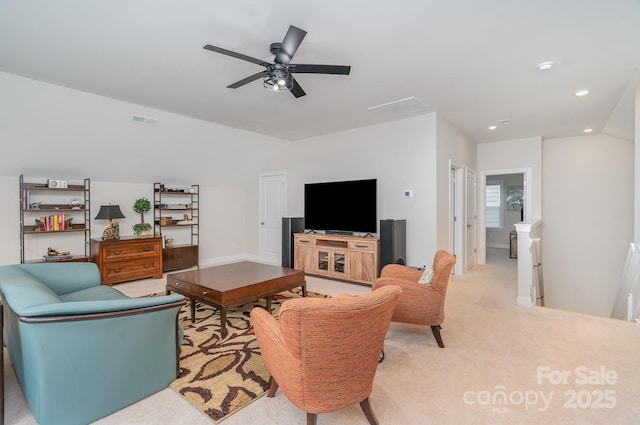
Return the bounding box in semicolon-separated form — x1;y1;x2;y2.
203;25;351;98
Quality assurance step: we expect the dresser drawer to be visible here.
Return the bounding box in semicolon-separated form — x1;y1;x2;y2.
102;257;161;282
348;240;377;252
92;236;164;285
101;240;160;261
295;237;316;247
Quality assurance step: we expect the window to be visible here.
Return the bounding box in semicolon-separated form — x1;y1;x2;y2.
485;182;502;229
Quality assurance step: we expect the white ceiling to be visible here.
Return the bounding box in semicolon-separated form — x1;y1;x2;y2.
1;0;638;142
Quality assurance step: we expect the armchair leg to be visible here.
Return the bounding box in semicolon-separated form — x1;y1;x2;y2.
306;412;317;425
431;325;445;348
360;397;379;425
267;378;279;397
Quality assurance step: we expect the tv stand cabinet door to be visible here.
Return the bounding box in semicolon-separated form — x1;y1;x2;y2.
316;248;347;279
347;239;379;284
294;236;316;272
348;251;377;283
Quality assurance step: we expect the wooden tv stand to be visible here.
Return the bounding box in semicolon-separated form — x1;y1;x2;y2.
293;233;380;285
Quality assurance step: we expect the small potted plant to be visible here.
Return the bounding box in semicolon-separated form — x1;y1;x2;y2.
132;197;152;236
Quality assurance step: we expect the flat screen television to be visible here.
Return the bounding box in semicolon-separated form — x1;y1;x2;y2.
304;179;377;234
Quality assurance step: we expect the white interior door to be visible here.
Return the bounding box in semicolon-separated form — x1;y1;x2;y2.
466;168;477;270
259;172;287;264
452;166;464;275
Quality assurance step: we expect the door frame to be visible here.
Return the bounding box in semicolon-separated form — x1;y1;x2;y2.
450;162;465;275
477;167;531;264
258;170;287;264
465;168;477;271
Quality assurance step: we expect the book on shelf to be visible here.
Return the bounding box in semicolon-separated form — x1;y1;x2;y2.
37;214;67;231
22;189;31;210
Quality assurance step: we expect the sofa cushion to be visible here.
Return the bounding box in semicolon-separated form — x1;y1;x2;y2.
59;285;130;302
17;262;101;295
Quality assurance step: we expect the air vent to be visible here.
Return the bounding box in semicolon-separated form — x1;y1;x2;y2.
131;115;158;126
368;97;429;119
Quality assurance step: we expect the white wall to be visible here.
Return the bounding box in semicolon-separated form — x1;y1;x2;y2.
542;134;633;316
477;137;542;218
435;114;477;255
636;85;640;243
0;176;20;264
0;72;290;187
0;72;293;266
262;113;438;267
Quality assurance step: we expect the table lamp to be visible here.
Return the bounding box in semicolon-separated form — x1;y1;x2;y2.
95;204;125;239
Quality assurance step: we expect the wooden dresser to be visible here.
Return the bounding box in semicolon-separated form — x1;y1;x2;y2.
91;236;163;285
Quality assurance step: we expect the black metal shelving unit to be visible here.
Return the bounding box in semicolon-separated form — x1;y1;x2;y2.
19;174;91;263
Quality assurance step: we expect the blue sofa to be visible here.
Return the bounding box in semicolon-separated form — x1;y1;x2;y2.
0;262;185;425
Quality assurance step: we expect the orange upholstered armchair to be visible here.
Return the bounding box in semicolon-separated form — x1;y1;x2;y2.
372;250;456;348
250;285;402;425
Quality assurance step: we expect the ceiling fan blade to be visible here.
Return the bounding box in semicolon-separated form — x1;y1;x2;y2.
290;64;351;75
203;44;268;67
290;77;306;98
275;25;307;65
227;71;266;89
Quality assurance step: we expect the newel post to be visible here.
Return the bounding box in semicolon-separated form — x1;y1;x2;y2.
515;219;543;308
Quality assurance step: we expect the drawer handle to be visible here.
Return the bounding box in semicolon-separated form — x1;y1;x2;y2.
203;291;209;295
175;282;181;285
354;244;370;248
300;240;310;244
144;264;150;268
113;250;122;255
144;247;152;251
113;268;121;273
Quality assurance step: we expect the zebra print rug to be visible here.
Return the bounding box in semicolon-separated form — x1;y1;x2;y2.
169;288;326;422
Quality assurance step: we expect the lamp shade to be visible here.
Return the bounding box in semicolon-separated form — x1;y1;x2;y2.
95;205;125;220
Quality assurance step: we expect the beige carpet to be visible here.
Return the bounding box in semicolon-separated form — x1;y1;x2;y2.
5;249;640;424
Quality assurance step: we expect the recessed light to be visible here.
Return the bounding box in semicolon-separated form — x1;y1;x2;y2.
536;61;554;71
488;125;497;130
584;128;593;133
575;89;590;96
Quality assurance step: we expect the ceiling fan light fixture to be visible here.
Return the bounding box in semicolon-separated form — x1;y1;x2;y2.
263;69;293;92
536;61;554;71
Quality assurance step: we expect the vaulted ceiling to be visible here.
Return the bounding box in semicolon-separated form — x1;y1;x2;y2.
1;0;638;142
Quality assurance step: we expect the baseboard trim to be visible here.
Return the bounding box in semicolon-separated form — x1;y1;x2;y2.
199;253;269;268
517;295;533;308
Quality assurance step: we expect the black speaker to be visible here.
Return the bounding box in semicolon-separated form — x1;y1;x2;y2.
282;217;304;268
379;219;406;274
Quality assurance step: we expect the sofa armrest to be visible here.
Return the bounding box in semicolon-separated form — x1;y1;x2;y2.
16;294;185;319
23;299;184;323
380;264;423;282
373;276;436;294
250;306;302;398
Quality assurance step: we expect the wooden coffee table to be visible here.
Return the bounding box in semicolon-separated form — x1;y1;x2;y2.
166;261;306;338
